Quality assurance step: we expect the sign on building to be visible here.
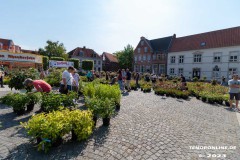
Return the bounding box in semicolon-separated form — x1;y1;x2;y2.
0;51;42;63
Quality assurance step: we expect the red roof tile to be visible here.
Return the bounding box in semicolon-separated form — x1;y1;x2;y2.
21;49;39;55
68;47;101;59
103;52;118;63
170;26;240;52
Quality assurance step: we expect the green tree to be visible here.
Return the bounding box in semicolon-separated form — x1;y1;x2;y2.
38;40;66;58
114;44;134;70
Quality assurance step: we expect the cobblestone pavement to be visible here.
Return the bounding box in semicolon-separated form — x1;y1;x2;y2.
0;89;240;160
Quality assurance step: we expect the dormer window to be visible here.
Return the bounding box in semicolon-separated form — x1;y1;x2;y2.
200;42;206;46
78;51;84;56
141;41;144;46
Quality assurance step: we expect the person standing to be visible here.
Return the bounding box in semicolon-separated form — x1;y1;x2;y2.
126;69;131;92
122;69;126;91
180;74;186;90
23;78;52;93
135;72;140;88
0;70;4;88
86;71;93;81
221;77;228;86
117;69;124;93
72;69;80;92
60;66;75;94
228;74;240;111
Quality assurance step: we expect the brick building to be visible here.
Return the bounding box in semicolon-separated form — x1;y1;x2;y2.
102;52;119;71
133;36;174;75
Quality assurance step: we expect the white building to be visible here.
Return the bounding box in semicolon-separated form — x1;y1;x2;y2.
68;46;102;71
167;26;240;81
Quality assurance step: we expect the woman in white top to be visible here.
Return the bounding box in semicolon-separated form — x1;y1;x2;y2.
72;69;80;92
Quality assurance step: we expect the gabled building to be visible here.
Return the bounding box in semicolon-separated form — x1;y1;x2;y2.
133;35;174;74
102;52;119;71
168;26;240;80
68;46;102;71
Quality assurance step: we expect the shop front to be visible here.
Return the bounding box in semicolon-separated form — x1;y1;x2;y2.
0;51;42;71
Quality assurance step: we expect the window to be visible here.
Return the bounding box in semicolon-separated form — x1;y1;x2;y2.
170;56;176;63
138;48;141;53
94;60;96;64
134;56;137;62
138;55;141;61
147;55;151;61
103;55;106;61
144;47;148;53
98;61;101;65
170;68;175;75
229;51;239;62
212;67;220;79
178;68;183;75
79;51;84;56
229;68;237;75
141;41;144;46
157;54;165;61
200;42;206;46
194;54;202;63
143;55;146;61
179;55;184;63
213;53;221;62
153;54;156;60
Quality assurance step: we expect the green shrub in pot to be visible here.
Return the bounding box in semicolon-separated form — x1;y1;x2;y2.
98;98;115;126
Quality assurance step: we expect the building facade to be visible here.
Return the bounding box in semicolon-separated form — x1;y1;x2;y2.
167;26;240;80
0;38;42;70
102;52;119;71
133;36;174;75
68;46;102;71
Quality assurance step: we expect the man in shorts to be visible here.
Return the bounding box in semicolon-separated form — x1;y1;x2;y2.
228;74;240;111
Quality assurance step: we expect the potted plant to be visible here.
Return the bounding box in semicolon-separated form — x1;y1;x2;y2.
85;97;100;126
99;98;115;126
26;92;41;112
41;92;63;112
11;93;28;115
207;96;215;104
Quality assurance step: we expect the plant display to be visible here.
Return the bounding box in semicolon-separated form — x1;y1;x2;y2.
130;80;137;90
26;92;42;111
8;68;39;91
44;68;63;87
98;98;115;118
22;109;93;152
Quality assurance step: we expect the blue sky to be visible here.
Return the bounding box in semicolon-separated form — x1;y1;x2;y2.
0;0;239;54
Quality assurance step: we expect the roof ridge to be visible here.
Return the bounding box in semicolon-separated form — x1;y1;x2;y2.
175;26;240;39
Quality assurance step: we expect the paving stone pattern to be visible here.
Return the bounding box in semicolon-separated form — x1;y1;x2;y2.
0;89;240;160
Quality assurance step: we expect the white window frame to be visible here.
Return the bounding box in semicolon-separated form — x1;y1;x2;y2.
138;48;141;53
98;61;101;65
143;55;146;61
147;55;151;61
170;68;175;75
229;68;237;75
178;68;183;75
213;52;221;63
134;56;137;62
193;54;202;63
229;51;239;62
179;55;184;64
170;56;176;63
212;67;221;79
144;47;148;53
94;60;96;65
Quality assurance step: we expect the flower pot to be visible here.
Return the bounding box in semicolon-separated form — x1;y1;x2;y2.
115;103;120;111
225;101;230;106
37;137;42;144
202;97;207;102
196;95;200;99
15;109;25;115
102;118;110;126
52;137;63;147
72;129;78;141
165;94;169;97
27;102;35;112
217;100;223;105
93;116;97;126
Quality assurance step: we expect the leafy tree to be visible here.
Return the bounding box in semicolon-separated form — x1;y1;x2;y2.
38;40;66;58
42;56;49;70
69;58;80;69
114;44;134;70
62;53;69;61
82;60;93;71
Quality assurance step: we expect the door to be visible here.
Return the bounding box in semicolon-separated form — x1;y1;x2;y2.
192;68;201;79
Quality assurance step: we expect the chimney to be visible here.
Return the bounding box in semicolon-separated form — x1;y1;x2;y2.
173;34;176;38
140;36;145;40
83;46;86;49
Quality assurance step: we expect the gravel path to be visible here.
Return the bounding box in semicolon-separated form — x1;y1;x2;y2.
0;89;240;160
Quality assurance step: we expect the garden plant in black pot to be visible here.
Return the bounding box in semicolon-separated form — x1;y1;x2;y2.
99;98;115;126
26;92;41;112
85;96;100;126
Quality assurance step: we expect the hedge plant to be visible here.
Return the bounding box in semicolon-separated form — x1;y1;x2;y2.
50;57;64;61
82;60;93;71
69;58;80;69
